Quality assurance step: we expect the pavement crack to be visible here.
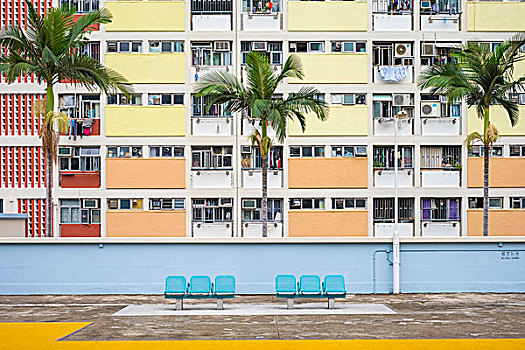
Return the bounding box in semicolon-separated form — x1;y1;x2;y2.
274;316;281;340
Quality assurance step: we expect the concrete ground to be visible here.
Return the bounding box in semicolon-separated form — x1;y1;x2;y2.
0;293;524;341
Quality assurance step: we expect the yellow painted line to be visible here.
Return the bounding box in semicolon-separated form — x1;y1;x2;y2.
0;323;524;350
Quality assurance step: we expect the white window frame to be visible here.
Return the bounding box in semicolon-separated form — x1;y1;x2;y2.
331;146;367;158
59;147;100;172
148;94;184;106
150;198;185;210
289;198;325;210
192;198;233;222
108;198;143;210
149;41;184;53
149;146;185;158
107;146;143;158
289;146;325;158
241;198;283;222
107;41;142;53
469;145;503;157
332;198;367;210
191;146;233;169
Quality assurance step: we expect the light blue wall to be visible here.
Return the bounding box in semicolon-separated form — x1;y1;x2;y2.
0;242;524;294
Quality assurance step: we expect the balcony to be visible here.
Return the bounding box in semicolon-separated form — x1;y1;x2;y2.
192;65;232;83
105;1;185;32
60;171;100;188
289;210;368;237
105;106;185;137
374;168;413;187
468;158;525;188
288;106;368;137
467;210;525;236
191;169;233;188
467;1;525;32
192;14;231;31
192;222;233;238
105;53;186;84
374;223;413;237
242;222;283;237
288;54;368;84
421;117;460;135
242;12;282;31
191;117;232;136
420;14;460;31
467;106;525;137
60;224;101;237
421;170;461;187
288;1;367;32
421;221;460;237
106;159;186;189
242;169;282;188
289;158;368;189
373;65;414;83
241;117;277;136
374;117;413;135
106;211;186;237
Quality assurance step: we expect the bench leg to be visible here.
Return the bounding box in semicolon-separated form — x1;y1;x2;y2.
175;299;183;311
217;299;224;310
328;299;335;309
286;298;294;309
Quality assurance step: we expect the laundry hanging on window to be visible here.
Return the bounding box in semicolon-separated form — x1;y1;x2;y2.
379;66;408;83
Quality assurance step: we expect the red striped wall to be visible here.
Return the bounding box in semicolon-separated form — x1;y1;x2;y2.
17;198;46;237
0;94;45;136
1;146;45;188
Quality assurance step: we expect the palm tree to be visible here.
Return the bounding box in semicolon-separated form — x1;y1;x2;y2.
419;35;525;236
0;0;132;237
195;52;328;237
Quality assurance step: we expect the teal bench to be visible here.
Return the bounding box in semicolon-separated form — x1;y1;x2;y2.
275;274;347;309
164;275;235;310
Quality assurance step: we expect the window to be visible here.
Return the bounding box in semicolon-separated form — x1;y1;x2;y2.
150;198;185;210
332;198;367;210
107;41;142;53
331;146;367;158
60;0;98;13
58;94;101;119
60;199;100;224
330;93;366;105
289;198;325;210
59;147;100;172
373;198;414;223
517;94;525;105
240;42;283;65
191;146;233;169
107;146;143;158
150;146;184;158
148;94;184;106
420;0;460;14
420;43;460;66
108;199;143;210
511;197;525;209
242;0;280;13
420;94;460;117
82;42;100;61
420;146;461;169
373;146;413;169
421;198;461;221
289;146;325;158
107;94;142;106
373;42;413;66
242;199;283;222
0;199;3;213
192;42;232;66
510;145;525;157
372;0;412;13
331;41;366;53
192;0;232;13
289;42;325;53
192;95;232;117
192;198;233;222
373;94;414;120
468;145;503;157
149;41;184;53
241;146;283;169
469;197;503;209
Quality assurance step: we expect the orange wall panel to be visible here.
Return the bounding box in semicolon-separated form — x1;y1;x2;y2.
467;210;525;236
106;158;185;189
289;210;368;237
288;158;368;188
60;224;101;237
467;158;525;188
60;172;100;188
106;211;186;237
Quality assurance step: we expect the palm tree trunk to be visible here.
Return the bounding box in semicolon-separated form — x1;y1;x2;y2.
261;120;268;238
45;84;54;237
482;107;490;237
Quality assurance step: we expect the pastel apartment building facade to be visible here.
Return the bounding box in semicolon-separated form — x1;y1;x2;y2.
1;0;525;239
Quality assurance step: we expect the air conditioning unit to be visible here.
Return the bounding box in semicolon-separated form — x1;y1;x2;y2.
393;94;411;106
214;41;230;51
241;146;251;154
421;103;440;117
252;42;267;51
394;43;412;58
220;198;233;207
82;199;98;209
58;147;72;156
242;199;257;209
421;0;431;9
422;43;435;56
213;146;223;154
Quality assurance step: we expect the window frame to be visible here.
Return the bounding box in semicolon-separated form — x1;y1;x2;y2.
107;146;143;158
289;198;325;210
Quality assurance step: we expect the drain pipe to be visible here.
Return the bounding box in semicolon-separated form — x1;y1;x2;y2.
372;249;391;294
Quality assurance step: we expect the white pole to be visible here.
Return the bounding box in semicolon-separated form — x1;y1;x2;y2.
393;115;400;294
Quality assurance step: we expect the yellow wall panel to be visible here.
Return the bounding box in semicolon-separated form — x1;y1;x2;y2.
105;54;185;84
288;54;368;84
288;1;367;32
106;106;185;137
106;211;186;237
289;210;368;237
289;158;368;189
105;1;185;32
467;106;525;136
468;210;525;236
288;106;368;136
106;158;186;189
467;2;525;32
467;158;525;188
